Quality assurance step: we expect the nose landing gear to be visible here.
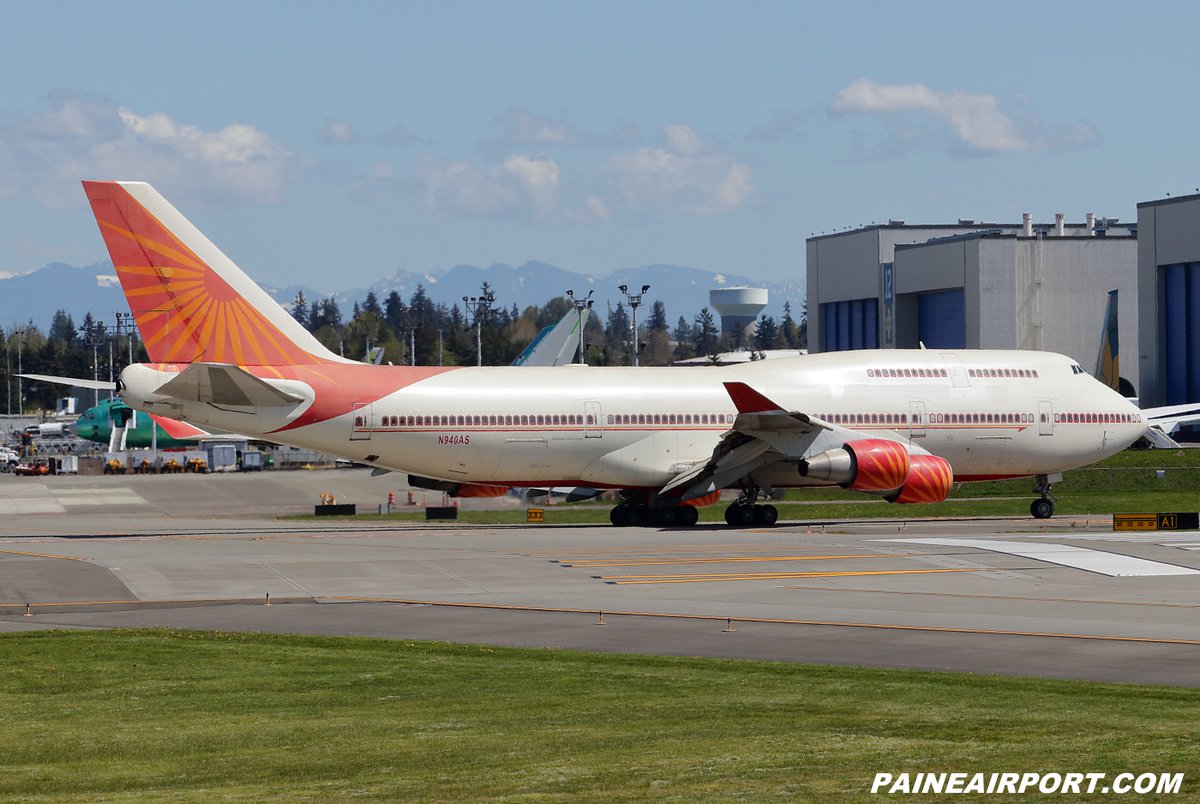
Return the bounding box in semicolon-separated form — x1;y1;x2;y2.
1030;475;1056;519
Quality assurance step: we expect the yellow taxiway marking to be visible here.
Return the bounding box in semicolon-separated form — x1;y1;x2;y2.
558;553;906;568
0;549;88;562
601;568;986;585
0;599;140;608
779;584;1200;610
524;542;798;557
319;595;1200;647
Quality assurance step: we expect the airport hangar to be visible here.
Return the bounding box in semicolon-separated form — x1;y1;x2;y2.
806;193;1200;408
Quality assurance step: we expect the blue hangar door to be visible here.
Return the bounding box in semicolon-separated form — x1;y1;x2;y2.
917;289;966;349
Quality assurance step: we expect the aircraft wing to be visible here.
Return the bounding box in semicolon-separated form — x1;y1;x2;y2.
156;363;304;407
1141;403;1200;438
659;382;833;501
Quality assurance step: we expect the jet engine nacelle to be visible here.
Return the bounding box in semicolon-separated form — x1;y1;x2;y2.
798;439;953;504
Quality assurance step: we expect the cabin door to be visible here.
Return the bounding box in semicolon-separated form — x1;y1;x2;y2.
350;402;372;441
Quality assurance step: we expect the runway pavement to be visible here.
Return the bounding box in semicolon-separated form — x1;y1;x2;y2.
3;469;1200;686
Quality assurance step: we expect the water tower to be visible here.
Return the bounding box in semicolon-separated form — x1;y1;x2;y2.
709;287;768;343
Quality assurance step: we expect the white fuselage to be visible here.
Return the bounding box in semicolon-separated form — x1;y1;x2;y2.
121;350;1146;490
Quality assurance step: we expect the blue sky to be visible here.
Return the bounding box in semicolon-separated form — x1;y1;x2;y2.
1;1;1197;293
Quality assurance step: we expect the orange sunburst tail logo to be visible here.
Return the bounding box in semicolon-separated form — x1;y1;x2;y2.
83;181;326;367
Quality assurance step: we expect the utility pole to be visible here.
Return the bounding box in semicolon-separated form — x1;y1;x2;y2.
5;332;10;415
618;283;651;367
565;289;594;365
462;284;496;366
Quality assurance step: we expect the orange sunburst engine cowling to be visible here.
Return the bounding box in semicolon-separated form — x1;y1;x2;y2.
890;454;954;504
844;439;911;493
452;484;512;498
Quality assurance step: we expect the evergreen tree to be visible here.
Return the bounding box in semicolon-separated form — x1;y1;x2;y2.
363;291;382;316
606;303;631;365
694;307;720;357
320;297;343;329
647;300;668;332
290;292;309;329
409;285;437;364
797;296;808;349
781;301;799;349
672;316;696;361
754;314;781;353
49;310;77;343
383;290;407;335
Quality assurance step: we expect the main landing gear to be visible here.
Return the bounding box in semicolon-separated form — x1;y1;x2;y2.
609;498;700;528
1030;474;1056;519
722;487;778;527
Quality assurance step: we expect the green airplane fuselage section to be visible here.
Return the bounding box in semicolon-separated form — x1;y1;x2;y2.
75;398;193;448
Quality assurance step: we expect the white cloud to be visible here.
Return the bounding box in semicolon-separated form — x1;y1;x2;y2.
418;153;560;220
747;110;807;144
578;195;611;223
319;117;428;147
830;78;1099;155
603;125;755;216
484;108;640;153
318;119;357;144
378;123;428;147
0;95;297;207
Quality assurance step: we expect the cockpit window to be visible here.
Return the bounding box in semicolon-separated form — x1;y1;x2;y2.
1070;364;1086;375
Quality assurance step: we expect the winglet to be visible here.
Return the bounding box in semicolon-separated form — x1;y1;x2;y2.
723;382;784;413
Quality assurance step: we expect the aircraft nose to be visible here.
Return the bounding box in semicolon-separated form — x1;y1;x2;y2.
76;421;95;440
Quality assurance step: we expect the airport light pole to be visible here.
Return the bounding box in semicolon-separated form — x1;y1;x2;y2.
115;311;135;368
618;283;651;367
79;321;107;407
16;327;25;416
565;289;594;365
462;285;496;366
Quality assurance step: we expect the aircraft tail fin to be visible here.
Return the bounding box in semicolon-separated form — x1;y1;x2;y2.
82;181;343;366
1095;289;1120;391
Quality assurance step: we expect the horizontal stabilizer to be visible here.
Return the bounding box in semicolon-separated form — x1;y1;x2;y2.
147;414;211;440
157;363;304;407
18;373;117;391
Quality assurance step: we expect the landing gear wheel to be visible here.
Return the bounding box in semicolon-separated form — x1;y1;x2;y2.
610;506;641;527
677;505;699;527
1030;498;1054;519
753;504;779;526
724;504;756;527
654;507;680;527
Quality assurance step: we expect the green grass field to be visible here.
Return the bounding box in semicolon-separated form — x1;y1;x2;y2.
1;630;1197;801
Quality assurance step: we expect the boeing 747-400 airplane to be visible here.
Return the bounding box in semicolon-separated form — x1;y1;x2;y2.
83;181;1147;525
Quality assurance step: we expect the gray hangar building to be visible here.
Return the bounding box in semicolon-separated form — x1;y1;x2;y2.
805;215;1141;395
1137;192;1200;407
